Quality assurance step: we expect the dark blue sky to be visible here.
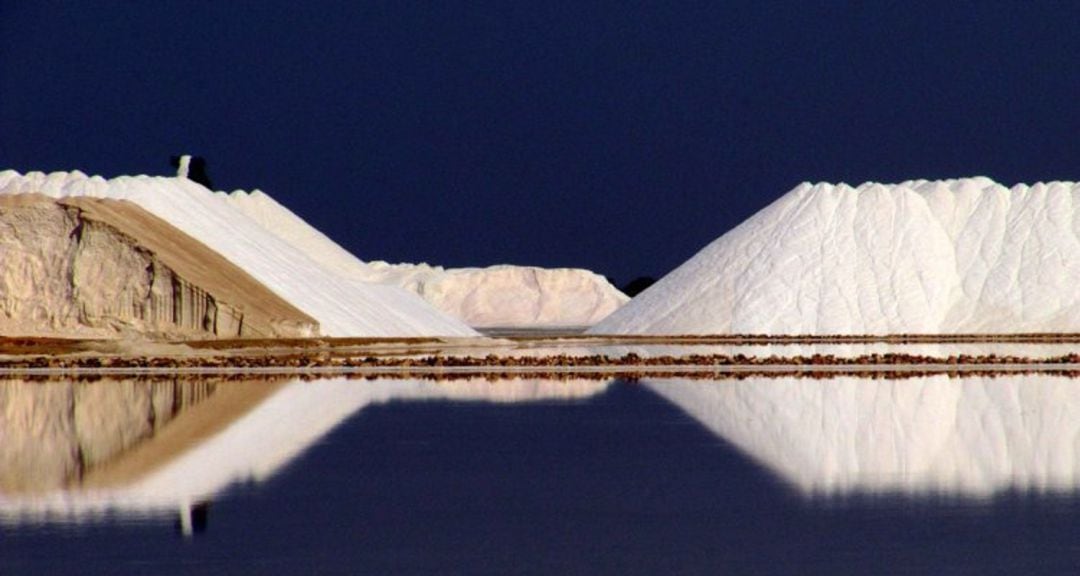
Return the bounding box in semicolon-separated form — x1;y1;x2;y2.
2;2;1078;284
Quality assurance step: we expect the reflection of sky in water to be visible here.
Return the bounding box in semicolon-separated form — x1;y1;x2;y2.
645;374;1080;497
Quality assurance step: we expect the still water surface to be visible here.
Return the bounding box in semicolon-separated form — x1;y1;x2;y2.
4;373;1080;574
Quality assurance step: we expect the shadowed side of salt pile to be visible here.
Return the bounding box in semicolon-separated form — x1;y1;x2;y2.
0;194;317;338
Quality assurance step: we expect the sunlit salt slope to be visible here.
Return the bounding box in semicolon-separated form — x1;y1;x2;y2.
593;177;1080;335
0;170;475;337
221;189;628;327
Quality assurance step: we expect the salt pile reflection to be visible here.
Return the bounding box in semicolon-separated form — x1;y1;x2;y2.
645;374;1080;497
0;376;609;529
8;371;1079;533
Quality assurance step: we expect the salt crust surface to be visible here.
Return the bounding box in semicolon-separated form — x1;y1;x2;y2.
221;189;628;327
0;170;475;337
593;177;1080;335
646;375;1080;496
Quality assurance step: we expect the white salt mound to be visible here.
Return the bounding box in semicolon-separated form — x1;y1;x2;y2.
0;195;316;338
360;262;627;328
222;189;628;328
591;177;1080;335
0;170;476;337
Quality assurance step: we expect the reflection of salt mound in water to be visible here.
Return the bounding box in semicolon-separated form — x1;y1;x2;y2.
221;189;628;328
0;378;223;493
644;375;1080;496
593;178;1080;335
430;378;611;402
0;169;474;337
0;377;610;523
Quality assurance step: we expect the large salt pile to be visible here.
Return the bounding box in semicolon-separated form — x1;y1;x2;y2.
0;194;315;338
592;177;1080;335
222;189;628;328
0;169;476;337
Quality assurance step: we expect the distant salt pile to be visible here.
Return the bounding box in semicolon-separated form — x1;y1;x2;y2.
364;263;628;328
0;169;476;337
222;189;628;328
592;177;1080;335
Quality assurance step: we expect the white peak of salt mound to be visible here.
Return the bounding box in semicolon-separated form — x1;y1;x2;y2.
590;177;1080;335
0;169;476;337
222;189;628;328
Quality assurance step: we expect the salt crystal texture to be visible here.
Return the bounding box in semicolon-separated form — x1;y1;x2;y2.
0;170;475;337
221;189;628;328
591;177;1080;335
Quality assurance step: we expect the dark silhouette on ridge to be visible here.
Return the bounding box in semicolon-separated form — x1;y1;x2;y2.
621;276;656;297
169;155;214;189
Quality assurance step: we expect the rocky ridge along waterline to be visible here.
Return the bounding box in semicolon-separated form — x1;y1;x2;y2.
593;178;1080;335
